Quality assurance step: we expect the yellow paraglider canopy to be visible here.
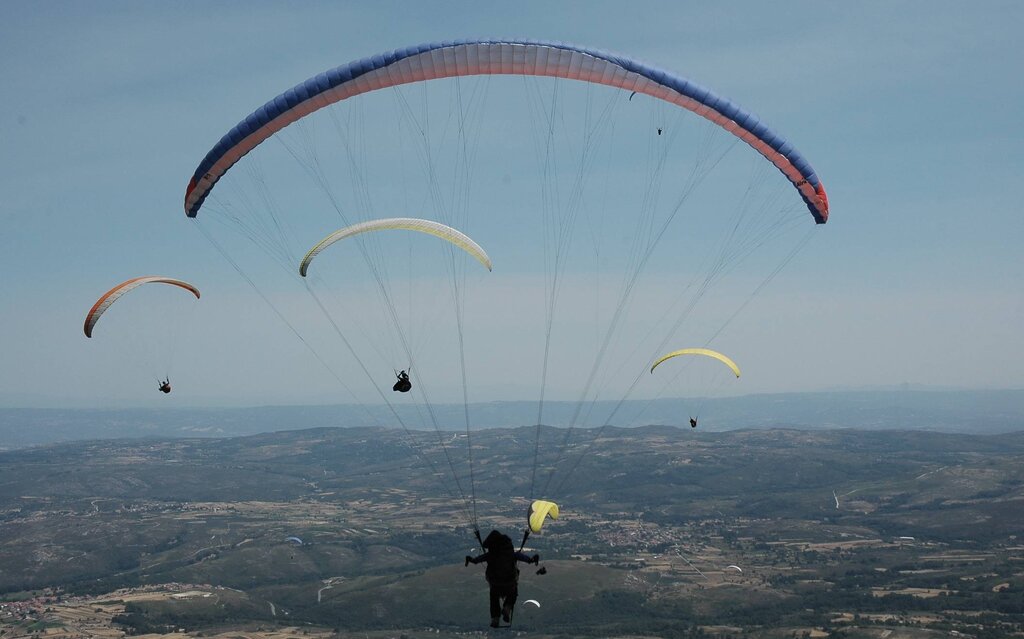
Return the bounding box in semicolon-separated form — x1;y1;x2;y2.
528;500;559;534
650;348;741;377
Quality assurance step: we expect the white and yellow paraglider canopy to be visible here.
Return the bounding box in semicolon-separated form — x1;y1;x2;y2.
650;348;740;377
299;217;492;277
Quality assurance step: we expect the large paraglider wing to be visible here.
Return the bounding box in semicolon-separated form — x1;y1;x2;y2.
185;40;828;224
299;217;492;277
650;348;741;377
84;277;201;338
528;500;560;534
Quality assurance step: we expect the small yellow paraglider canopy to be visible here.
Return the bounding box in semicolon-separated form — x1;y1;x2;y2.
528;500;559;534
650;348;741;377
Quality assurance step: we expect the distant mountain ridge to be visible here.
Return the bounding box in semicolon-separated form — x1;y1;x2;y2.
1;388;1022;450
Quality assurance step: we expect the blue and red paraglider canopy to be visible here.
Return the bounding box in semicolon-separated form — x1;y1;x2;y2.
185;38;828;224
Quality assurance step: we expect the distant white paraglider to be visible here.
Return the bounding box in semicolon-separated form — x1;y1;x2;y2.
524;599;541;608
725;565;743;573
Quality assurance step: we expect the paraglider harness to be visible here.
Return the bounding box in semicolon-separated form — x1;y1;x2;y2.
483;531;520;587
393;367;411;393
158;377;171;394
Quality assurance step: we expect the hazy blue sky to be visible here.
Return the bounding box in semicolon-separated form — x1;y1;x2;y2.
2;2;1021;408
